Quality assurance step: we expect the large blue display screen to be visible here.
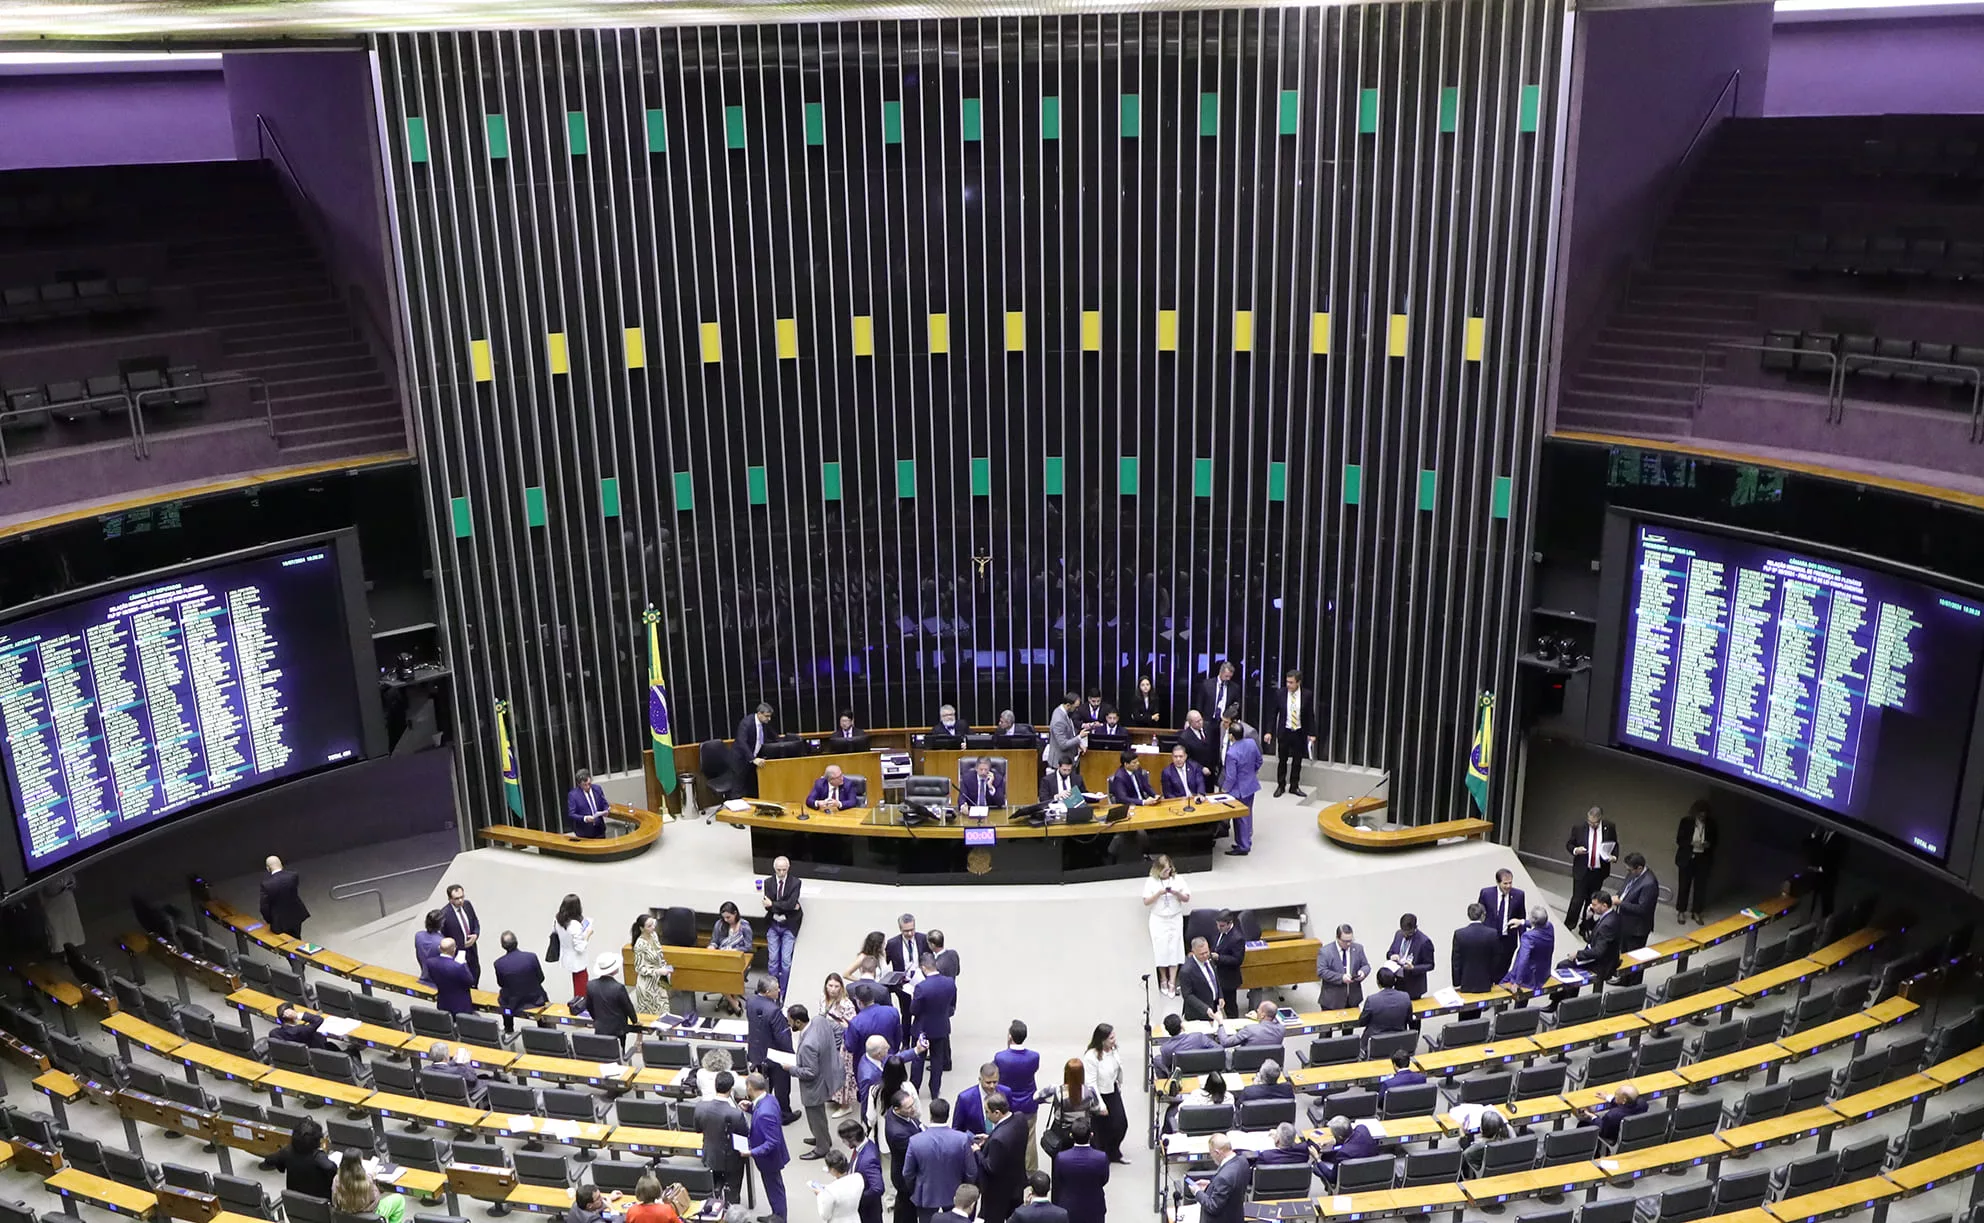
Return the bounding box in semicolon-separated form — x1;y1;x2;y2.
1615;522;1984;859
0;544;366;873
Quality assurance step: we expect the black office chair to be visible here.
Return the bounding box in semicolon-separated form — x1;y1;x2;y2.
588;1161;649;1195
1172;1049;1226;1075
1251;1164;1313;1201
700;741;747;803
1178;1104;1234;1135
903;775;952;806
284;1193;333;1223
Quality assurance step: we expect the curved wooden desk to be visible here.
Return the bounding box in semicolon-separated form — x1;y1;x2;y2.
1317;796;1493;849
477;804;663;861
715;794;1245;883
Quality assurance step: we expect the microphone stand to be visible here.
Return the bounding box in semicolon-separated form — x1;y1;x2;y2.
1142;971;1161;1213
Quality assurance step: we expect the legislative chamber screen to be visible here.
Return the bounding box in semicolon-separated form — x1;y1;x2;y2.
1612;520;1984;859
0;539;373;877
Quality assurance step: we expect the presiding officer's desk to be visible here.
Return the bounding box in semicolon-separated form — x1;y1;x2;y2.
753;750;887;808
712;793;1246;884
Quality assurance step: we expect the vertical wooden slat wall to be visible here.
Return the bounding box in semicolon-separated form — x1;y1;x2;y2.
374;0;1564;833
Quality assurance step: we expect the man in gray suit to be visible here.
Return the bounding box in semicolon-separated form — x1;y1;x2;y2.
1217;1000;1286;1048
696;1070;749;1197
1316;923;1372;1009
790;1004;842;1159
1043;692;1084;768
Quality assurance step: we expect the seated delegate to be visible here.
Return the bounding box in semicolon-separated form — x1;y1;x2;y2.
1160;745;1207;798
806;765;863;812
962;759;1005;808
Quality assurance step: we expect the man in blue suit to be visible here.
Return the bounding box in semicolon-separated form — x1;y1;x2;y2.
428;938;476;1015
910;954;957;1097
841;1120;885;1223
1106;750;1156;806
1010;1172;1067;1223
1374;1050;1426;1104
1478;869;1528;971
845;983;902;1057
1152;1015;1219;1076
951;1062;1001;1136
1312;1115;1381;1187
856;1035;890;1112
1237;1060;1295;1103
1049;1120;1109;1223
747;979;797;1121
745;1072;790;1223
992;1022;1041;1173
1579;1082;1647;1144
806;765;863;812
1383;914;1436;1001
962;759;1005;809
566;769;610;838
1219;723;1264;856
902;1098;978;1223
1160;745;1206;798
1359;967;1413;1037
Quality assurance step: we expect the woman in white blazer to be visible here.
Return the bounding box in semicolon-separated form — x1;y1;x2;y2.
554;892;593;996
813;1150;865;1223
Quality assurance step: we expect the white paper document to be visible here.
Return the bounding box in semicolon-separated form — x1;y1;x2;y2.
1626;947;1660;963
713;1018;749;1036
596;1062;628;1077
733;1133;753;1154
1432;987;1465;1008
319;1017;361;1037
722;799;754;812
968;806;988;821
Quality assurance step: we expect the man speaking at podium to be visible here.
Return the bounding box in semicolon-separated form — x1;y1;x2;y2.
807;765;863;812
567;769;611;838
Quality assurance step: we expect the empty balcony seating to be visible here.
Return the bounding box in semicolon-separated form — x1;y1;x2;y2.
1759;329;1984;403
1787;230;1984;286
2;360;209;459
1850;131;1984;181
0;274;152;327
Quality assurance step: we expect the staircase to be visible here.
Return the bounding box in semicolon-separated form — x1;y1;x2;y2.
1556;116;1955;440
164;162;405;463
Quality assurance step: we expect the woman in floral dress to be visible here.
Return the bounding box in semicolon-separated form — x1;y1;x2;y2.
820;971;858;1111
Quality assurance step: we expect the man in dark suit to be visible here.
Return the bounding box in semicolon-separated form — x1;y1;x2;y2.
492;932;548;1034
1153;1015;1220;1076
699;1071;749;1198
1566;806;1619;931
903;1098;977;1223
422;1039;488;1105
975;1093;1028;1223
270;1003;345;1052
933;1188;978;1223
762;856;803;995
1178;712;1217;786
581;953;638;1049
745;1072;791;1223
806;765;864;812
930;930;961;979
438;885;482;985
962;759;1005;809
1160;745;1206;799
1268;669;1317;797
1382;914;1435;1001
1179;938;1222;1022
1358;967;1412;1037
1049;1121;1107;1222
951;1063;1002;1136
1451;905;1508;995
1562;892;1624;987
994;710;1038;743
1478;869;1527;971
1185;1136;1249;1223
834;712;865;743
885;916;931;1018
842;1119;886;1223
1237;1060;1295;1102
1579;1082;1646;1143
1195;662;1239;735
1674;800;1716;924
1077;690;1112;734
1210;911;1247;1016
910;953;957;1098
259;856;308;938
882;1090;923;1223
1375;1050;1426;1104
1312;1116;1381;1186
1106;750;1156;806
1010;1173;1066;1223
1805;826;1845;919
746;978;797;1120
736;703;776;795
566;769;611;838
429;938;477;1015
1615;852;1660;956
931;705;967;739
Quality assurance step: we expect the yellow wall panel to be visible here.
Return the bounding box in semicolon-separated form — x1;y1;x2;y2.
1080;310;1102;352
1311;312;1331;355
1157;309;1179;352
929;312;950;353
470;338;493;382
700;321;722;364
546;331;569;375
1005;311;1025;353
1233;310;1254;353
776;317;800;360
1464;316;1487;362
852;315;875;357
1387;313;1409;357
623;326;646;369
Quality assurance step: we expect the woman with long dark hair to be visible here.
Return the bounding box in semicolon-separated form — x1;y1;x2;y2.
554;894;592;996
1081;1023;1128;1163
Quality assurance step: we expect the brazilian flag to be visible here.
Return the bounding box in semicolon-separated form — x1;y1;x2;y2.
645;607;679;794
1465;691;1493;812
496;699;525;818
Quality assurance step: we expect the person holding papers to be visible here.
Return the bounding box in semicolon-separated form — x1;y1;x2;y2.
567;769;612;838
1565;806;1619;933
1142;856;1190;996
1043;759;1083;809
1218;723;1263;855
808;765;863;813
746;979;798;1122
1615;852;1660;956
1383;914;1436;1002
1477;869;1528;972
1160;745;1206;798
963;758;1005;809
1557;891;1623;994
429;937;477;1015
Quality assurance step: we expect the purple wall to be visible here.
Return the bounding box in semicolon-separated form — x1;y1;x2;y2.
1766;15;1984;117
1553;3;1775;384
0;70;234;170
221;50;397;374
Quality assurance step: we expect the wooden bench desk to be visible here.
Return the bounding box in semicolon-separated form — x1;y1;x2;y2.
509;1053;637;1089
1529;1015;1649;1056
0;1031;51;1074
1458;1097;1573;1132
627;1067;694;1096
471;1113;615;1150
166;1042;269;1085
502;1184;578;1214
34;1070;84;1123
1777;1007;1907;1064
382;1167;448;1203
261;1068;375;1109
1561;1071;1689;1113
1731;959;1823;1000
445;1162;520;1207
1638;987;1740;1031
1285;1058;1396;1093
1807;929;1886;969
365;1092;490;1131
1413;1037;1540;1079
602;1125;705;1156
156;1184;220;1222
1831;1074;1941;1125
1242;938;1325;990
1312;1183;1469;1222
1687;897;1798;959
1593;1134;1730;1181
1619;936;1702;978
1765;1175;1899;1223
351;965;436;1001
12;962;90;1033
227;988;414;1053
1718;1107;1845;1153
1677;1043;1792;1088
1880;1138;1984;1198
1928;1047;1984;1087
120;932;242;998
101;1012;185;1062
1462;1161;1612;1207
47;1167;158;1219
201;901;298;958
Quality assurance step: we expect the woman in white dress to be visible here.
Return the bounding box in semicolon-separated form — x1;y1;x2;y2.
1142;855;1190;995
812;1149;865;1223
